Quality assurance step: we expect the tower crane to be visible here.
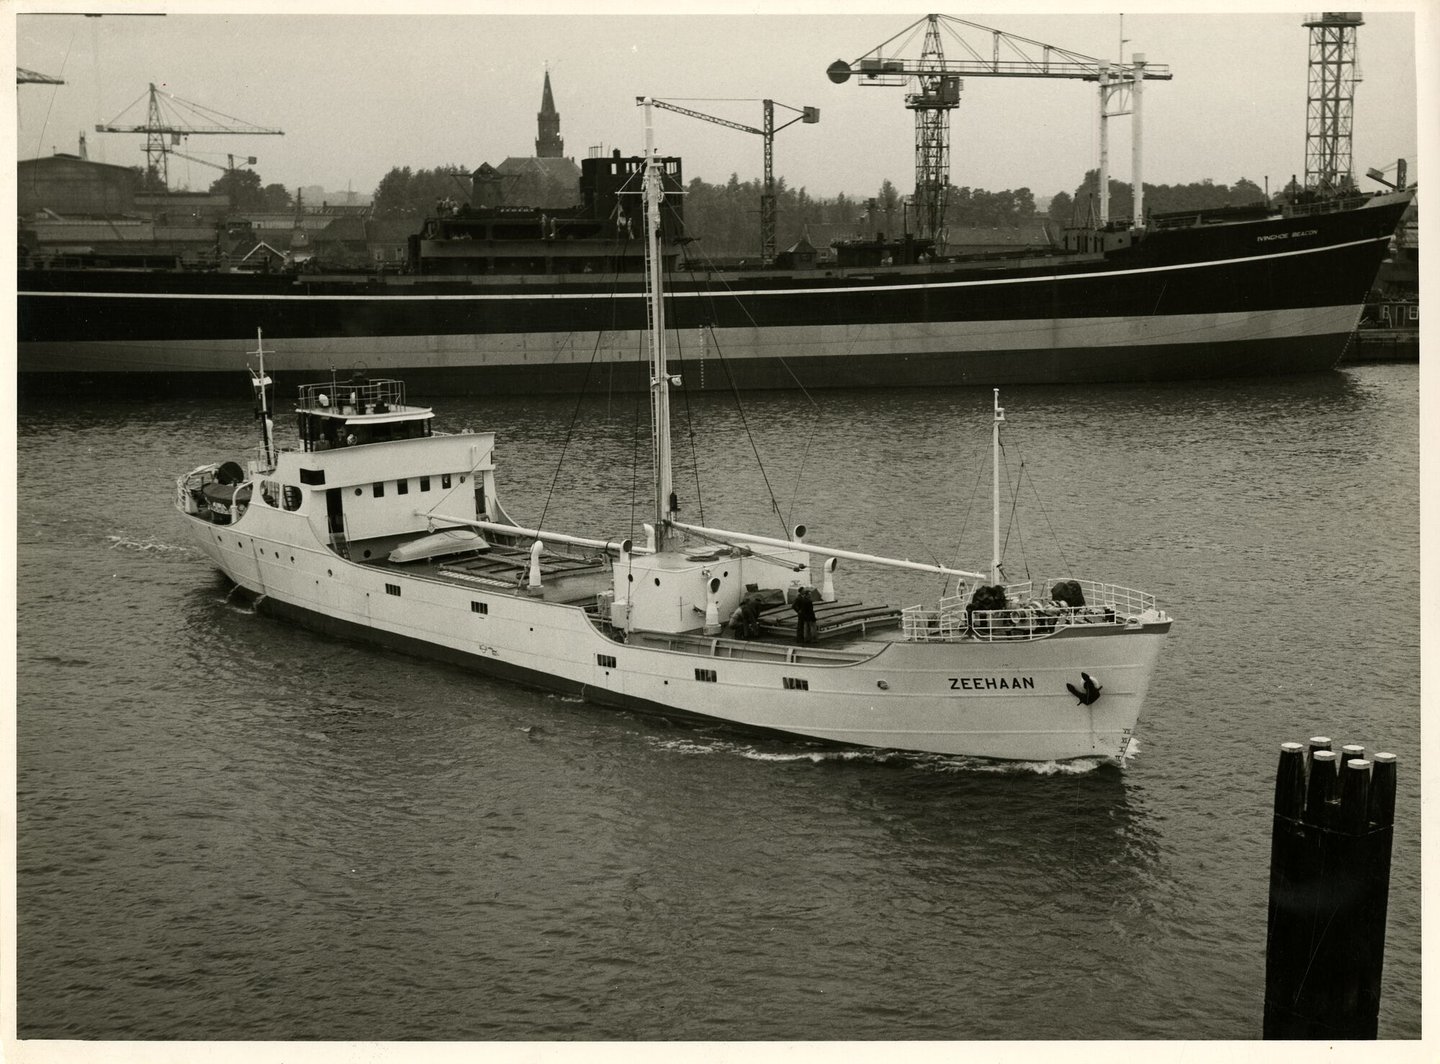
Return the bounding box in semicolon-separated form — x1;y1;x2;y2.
827;14;1172;244
96;82;282;190
639;97;819;262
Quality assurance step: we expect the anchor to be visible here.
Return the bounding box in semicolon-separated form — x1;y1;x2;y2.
1067;672;1103;706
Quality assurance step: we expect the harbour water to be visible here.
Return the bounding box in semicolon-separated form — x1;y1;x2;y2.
15;364;1421;1042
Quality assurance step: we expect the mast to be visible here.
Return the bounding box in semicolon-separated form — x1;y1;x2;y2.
992;388;1004;584
1132;53;1146;224
250;328;275;467
641;98;676;550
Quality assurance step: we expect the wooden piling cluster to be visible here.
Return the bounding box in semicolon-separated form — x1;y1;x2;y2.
1263;736;1398;1039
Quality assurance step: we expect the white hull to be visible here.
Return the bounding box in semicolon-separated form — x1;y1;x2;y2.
184;501;1166;762
24;303;1359;376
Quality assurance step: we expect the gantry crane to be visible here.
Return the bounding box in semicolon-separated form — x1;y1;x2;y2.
96;82;282;190
827;14;1172;243
640;97;819;262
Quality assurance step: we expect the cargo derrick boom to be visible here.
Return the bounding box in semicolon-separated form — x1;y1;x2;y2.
828;14;1172;243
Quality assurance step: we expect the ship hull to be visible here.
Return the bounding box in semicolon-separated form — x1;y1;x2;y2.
185;510;1166;763
22;191;1411;395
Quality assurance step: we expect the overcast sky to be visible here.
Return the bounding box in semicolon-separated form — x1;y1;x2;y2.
11;1;1429;204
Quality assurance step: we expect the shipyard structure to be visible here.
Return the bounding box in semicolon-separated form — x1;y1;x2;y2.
17;28;1417;396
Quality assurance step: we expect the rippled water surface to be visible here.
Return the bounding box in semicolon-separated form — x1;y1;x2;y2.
16;365;1420;1042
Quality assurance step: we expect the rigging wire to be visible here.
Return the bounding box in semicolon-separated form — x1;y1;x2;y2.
998;437;1031;581
667;310;708;528
533;226;636;536
942;430;990;598
1016;434;1075;580
628;329;646;551
30;20;80;161
708;323;790;540
672;224;827;540
995;429;1076;588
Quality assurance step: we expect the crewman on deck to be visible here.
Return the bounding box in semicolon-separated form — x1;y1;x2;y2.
730;598;760;640
793;588;818;644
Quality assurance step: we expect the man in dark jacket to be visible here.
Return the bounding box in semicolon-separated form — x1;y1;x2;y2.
793;588;818;644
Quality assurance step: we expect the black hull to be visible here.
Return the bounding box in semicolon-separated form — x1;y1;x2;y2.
18;190;1413;395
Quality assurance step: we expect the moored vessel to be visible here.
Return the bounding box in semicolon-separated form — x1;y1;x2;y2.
24;172;1414;397
176;102;1172;762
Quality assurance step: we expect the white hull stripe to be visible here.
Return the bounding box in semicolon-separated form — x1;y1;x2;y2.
19;305;1361;373
21;234;1390;302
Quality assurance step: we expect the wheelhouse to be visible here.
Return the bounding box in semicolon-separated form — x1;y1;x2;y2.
294;376;434;452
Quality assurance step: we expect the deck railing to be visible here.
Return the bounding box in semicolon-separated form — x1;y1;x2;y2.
901;580;1160;642
297;377;408;413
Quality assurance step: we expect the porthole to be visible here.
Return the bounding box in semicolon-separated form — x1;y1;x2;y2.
354;488;363;496
363;549;372;559
654;578;661;586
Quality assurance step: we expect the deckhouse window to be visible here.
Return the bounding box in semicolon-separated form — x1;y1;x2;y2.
397;479;410;496
695;668;717;683
420;476;431;492
373;482;386;498
385;583;401;597
471;601;488;614
783;677;810;691
442;474;452;489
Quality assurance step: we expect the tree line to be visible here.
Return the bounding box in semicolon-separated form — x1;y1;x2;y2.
1047;170;1268;227
664;169;1271;256
206;168;294;212
212;162;1276;255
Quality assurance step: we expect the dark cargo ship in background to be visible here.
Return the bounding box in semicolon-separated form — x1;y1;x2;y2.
18;148;1416;397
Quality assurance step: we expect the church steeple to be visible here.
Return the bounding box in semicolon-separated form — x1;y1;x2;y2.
535;70;563;159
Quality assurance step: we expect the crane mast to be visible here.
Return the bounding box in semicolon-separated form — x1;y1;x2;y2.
828;14;1172;243
908;16;960;245
1303;12;1364;194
